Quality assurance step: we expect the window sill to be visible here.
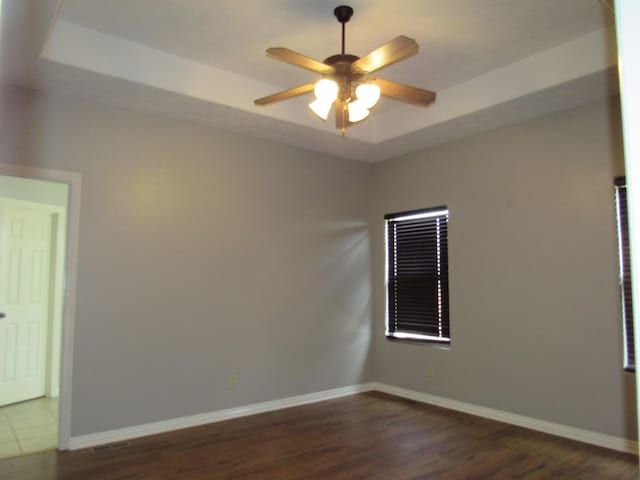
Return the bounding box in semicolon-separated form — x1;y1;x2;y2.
386;334;450;348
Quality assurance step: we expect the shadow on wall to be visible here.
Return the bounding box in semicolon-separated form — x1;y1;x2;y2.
263;221;373;393
623;373;638;441
604;97;638;441
0;0;58;169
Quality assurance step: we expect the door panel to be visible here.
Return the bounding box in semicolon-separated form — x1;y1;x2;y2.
0;199;53;406
7;248;21;304
2;324;17;381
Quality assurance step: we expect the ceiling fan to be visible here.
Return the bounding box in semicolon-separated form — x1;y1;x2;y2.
254;5;436;135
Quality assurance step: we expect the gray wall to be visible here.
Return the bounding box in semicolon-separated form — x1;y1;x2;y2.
0;87;374;436
0;86;635;442
371;98;637;440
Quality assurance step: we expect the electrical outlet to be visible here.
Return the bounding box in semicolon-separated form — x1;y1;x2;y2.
425;364;435;378
228;374;238;389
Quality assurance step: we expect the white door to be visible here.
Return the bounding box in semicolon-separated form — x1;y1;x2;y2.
0;199;53;406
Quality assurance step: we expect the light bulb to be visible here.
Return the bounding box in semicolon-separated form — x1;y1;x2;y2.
348;100;370;123
314;79;339;103
309;99;333;121
355;83;381;109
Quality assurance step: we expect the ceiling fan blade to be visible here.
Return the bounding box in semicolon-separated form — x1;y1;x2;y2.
352;36;419;75
374;78;436;106
266;47;335;75
254;83;316;106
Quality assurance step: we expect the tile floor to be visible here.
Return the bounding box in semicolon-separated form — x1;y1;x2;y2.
0;397;58;460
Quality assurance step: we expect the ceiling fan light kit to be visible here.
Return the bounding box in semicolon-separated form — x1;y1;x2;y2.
347;100;370;122
355;83;381;109
255;5;436;135
309;98;333;120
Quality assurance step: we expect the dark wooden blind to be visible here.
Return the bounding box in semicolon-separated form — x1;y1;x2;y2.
385;207;450;343
615;177;635;371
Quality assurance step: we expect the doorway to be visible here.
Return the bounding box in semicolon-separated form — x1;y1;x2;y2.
0;168;80;457
0;197;67;405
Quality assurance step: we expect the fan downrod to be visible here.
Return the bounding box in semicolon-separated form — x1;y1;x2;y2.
333;6;354;58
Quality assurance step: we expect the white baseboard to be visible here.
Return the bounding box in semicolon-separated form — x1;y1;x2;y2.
68;383;376;450
372;382;639;455
69;381;638;455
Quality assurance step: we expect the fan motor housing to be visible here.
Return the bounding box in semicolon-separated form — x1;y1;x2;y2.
324;54;359;66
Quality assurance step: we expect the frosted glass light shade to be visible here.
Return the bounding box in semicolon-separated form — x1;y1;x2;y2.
314;79;339;103
355;83;381;109
348;100;370;123
309;99;333;120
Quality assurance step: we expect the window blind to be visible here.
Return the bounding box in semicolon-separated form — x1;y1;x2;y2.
614;177;635;371
385;207;450;343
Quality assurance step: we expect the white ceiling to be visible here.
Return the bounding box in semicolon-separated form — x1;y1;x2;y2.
0;0;618;162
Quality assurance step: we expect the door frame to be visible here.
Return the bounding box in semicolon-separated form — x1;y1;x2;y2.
0;164;81;450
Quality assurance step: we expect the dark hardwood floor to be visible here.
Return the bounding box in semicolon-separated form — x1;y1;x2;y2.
0;392;637;479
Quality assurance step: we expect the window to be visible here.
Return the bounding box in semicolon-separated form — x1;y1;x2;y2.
385;206;450;344
614;177;635;371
